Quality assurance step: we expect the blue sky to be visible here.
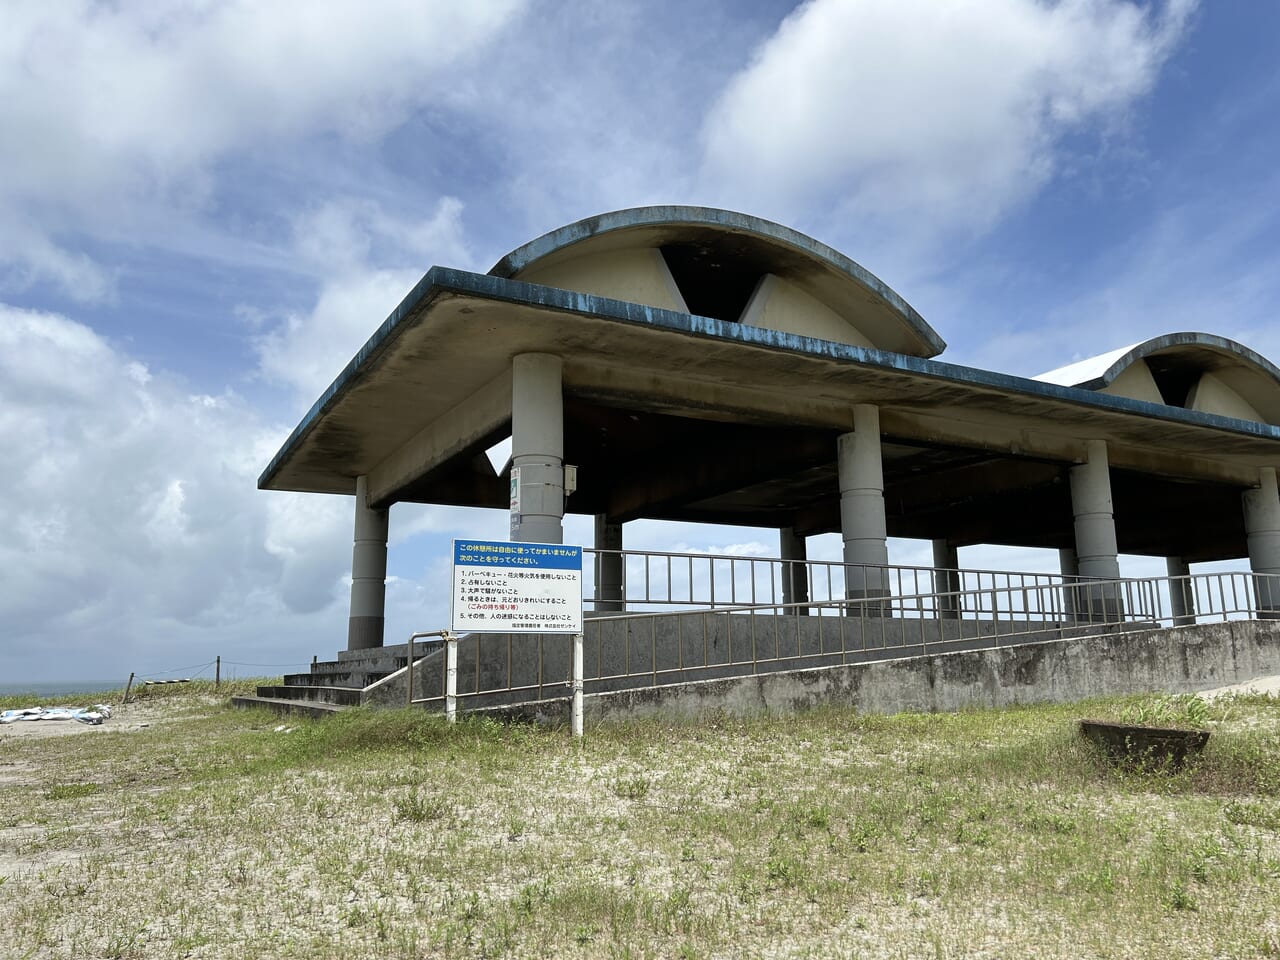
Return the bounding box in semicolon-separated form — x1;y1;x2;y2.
3;0;1278;683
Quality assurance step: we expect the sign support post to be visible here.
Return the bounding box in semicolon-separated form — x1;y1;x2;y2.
446;632;458;723
571;632;584;738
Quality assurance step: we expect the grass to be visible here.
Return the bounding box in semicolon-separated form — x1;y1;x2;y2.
1;689;1278;958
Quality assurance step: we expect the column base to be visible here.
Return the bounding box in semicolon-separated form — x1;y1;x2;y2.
347;616;385;651
1063;583;1125;624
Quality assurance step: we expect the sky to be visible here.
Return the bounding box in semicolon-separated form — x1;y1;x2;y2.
3;0;1279;684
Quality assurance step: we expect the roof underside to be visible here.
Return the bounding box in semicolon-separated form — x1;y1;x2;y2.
260;268;1280;563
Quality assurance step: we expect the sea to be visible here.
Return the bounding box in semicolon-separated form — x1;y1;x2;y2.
0;681;122;699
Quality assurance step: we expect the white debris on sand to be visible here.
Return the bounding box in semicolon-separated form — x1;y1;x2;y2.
0;704;113;725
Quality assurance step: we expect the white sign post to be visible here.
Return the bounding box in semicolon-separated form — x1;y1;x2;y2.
450;538;586;737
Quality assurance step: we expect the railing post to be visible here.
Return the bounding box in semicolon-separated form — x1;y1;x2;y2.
571;632;584;739
406;636;414;707
445;632;458;723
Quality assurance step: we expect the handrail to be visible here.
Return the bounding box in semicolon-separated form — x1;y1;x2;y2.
584;546;1083;610
404;630;455;720
403;565;1279;721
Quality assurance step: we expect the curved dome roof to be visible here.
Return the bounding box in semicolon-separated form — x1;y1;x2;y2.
1036;332;1280;425
490;206;945;359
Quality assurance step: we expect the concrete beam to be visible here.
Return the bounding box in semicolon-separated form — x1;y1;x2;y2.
366;372;512;508
571;364;856;432
886;458;1063;515
606;430;832;524
881;409;1263;486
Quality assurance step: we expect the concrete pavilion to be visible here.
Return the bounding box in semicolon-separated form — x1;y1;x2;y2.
259;206;1280;653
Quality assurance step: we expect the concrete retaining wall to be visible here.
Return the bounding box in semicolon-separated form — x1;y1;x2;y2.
363;611;1137;708
487;619;1280;724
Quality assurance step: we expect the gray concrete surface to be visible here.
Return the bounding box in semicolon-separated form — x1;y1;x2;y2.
362;610;1144;710
519;618;1280;724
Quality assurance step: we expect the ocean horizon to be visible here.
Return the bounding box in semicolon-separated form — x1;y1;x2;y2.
0;681;123;699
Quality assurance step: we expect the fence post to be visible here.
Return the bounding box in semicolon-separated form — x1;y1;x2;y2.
406;636;414;707
120;672;135;706
445;633;458;723
215;656;221;689
572;632;584;739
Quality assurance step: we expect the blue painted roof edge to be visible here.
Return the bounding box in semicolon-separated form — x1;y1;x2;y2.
1076;332;1280;391
259;268;1280;490
488;205;948;358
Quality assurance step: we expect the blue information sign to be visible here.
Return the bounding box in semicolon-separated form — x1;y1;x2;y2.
450;539;583;634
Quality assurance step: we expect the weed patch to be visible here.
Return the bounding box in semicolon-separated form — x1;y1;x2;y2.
2;690;1279;958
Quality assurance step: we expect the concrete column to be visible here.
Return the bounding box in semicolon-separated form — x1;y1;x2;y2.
594;516;624;613
510;353;564;544
1058;548;1078;622
780;527;810;615
932;540;960;619
838;404;890;604
1166;556;1196;626
1243;466;1280;617
347;475;389;651
1069;440;1122;621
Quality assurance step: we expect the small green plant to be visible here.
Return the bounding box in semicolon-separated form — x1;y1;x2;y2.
44;782;99;801
611;774;651;801
393;791;454;823
1224;799;1280;830
1122;695;1212;729
1165;880;1198;912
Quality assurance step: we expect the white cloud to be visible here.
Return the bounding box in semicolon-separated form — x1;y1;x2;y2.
253;195;473;403
702;0;1196;234
0;302;507;680
0;304;352;676
0;0;523;299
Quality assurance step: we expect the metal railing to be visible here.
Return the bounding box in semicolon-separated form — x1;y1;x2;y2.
405;557;1280;715
585;547;1076;613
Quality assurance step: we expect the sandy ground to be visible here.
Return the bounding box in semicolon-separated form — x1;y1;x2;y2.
0;699;195;740
1198;674;1280;699
1;676;1275;743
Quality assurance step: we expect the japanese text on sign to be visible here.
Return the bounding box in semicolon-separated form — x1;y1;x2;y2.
450;539;583;634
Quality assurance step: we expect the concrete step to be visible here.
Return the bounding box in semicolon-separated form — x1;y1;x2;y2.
335;648;410;671
255;684;364;707
283;670;389;688
230;695;347;718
